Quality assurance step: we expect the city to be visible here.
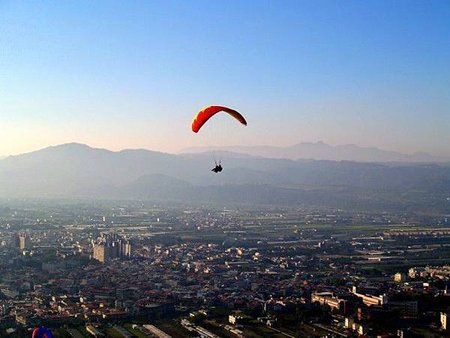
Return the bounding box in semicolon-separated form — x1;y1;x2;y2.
1;201;449;337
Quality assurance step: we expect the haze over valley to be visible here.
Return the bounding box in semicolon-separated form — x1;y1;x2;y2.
182;141;446;162
1;143;449;212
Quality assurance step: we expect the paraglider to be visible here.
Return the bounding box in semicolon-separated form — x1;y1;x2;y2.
192;106;246;173
32;327;53;338
191;105;247;133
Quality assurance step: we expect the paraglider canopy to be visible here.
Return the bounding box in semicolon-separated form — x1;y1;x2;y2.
32;327;53;338
192;105;247;133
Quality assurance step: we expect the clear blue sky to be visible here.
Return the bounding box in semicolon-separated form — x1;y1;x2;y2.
1;0;449;156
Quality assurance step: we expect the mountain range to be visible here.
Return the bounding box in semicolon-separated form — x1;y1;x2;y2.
0;143;449;211
182;141;444;163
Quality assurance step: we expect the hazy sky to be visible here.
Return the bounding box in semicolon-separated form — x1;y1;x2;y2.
1;1;449;156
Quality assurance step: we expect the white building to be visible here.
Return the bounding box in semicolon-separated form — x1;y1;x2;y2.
441;312;448;331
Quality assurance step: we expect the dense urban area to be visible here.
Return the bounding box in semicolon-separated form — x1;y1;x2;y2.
1;200;450;338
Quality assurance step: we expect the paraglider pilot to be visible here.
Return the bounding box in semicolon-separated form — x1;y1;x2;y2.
211;161;222;173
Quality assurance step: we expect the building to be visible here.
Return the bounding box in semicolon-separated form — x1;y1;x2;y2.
86;325;104;337
92;234;132;263
229;313;245;325
92;243;107;263
142;325;172;338
441;312;448;331
19;234;31;250
394;272;406;283
121;241;132;258
311;292;347;313
344;317;366;335
344;317;354;328
408;267;428;279
351;286;387;306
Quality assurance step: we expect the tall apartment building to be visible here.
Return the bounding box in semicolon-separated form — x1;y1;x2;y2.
12;233;31;250
19;234;31;250
92;233;132;263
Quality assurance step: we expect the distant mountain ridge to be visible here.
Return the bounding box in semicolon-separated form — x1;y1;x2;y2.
0;143;449;212
181;141;444;163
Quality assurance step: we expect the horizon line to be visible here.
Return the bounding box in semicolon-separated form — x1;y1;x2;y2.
0;141;447;162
